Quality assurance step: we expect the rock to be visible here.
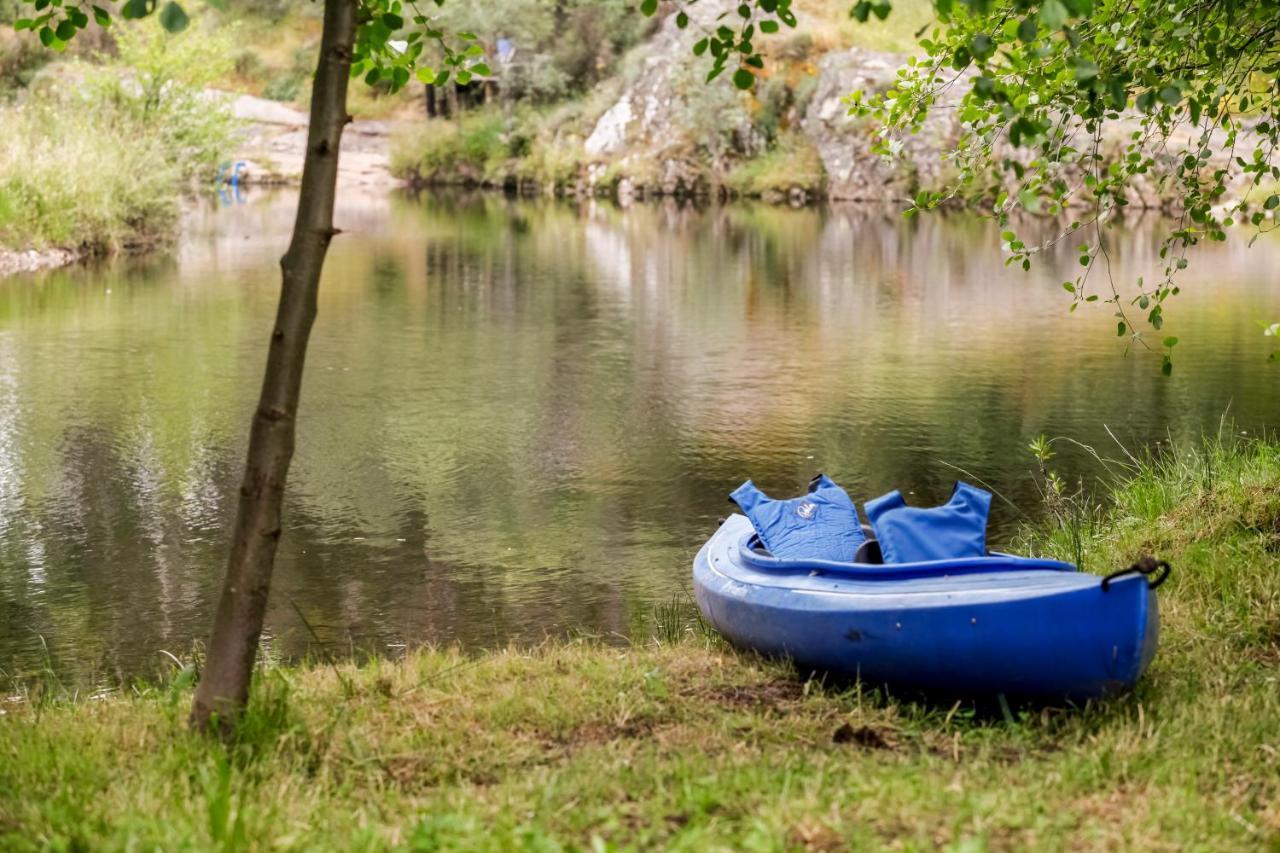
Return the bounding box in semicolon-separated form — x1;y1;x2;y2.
0;247;82;278
580;0;748;194
801;48;965;202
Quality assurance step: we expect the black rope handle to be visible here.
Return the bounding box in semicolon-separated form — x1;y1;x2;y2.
1101;556;1171;591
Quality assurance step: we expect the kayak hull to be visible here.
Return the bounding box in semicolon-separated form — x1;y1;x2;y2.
693;515;1159;699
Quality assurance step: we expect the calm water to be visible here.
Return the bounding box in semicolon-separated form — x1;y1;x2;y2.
1;191;1277;684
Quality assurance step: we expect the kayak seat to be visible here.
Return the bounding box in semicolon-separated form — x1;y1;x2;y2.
854;538;884;564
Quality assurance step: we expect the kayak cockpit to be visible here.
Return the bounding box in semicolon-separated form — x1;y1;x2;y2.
731;515;1076;582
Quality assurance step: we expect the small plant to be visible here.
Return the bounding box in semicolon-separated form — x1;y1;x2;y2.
1028;434;1101;571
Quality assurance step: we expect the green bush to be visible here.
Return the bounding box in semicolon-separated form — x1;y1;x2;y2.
0;17;239;252
723;131;827;199
390;111;514;185
0;103;177;252
80;17;241;182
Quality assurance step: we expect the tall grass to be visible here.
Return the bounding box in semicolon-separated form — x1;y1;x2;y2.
0;103;178;252
0;16;238;254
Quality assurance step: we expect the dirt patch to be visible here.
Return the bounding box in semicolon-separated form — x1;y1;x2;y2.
790;817;845;850
565;719;656;746
1248;620;1280;664
379;754;500;789
832;722;896;750
689;679;805;711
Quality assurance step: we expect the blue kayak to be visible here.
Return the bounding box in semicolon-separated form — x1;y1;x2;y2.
693;514;1162;699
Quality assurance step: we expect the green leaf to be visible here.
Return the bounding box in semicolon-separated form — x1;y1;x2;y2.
1158;85;1181;106
1161;355;1173;376
433;69;450;86
455;70;472;85
470;63;491;77
1017;17;1037;42
38;25;53;46
692;38;708;56
13;18;34;31
760;19;779;33
158;2;189;33
1038;0;1068;30
456;31;477;40
55;19;76;41
676;11;688;28
1117;321;1126;336
1264;195;1279;210
640;0;658;16
732;68;755;90
381;13;403;30
415;67;435;84
92;5;111;26
1163;336;1179;348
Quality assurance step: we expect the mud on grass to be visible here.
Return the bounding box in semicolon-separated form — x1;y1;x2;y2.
1;437;1279;849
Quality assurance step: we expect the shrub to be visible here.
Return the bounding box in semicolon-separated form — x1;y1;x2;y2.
390;110;513;185
79;16;240;182
723;131;827;199
0;16;239;251
0;103;177;252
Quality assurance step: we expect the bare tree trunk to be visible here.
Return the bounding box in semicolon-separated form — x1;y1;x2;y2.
190;0;357;731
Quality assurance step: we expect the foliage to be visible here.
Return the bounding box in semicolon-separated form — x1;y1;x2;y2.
390;109;512;184
723;129;826;196
2;434;1279;845
0;101;177;251
0;14;237;251
428;0;652;102
81;15;239;180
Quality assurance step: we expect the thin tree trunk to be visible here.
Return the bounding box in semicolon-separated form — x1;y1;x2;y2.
190;0;357;731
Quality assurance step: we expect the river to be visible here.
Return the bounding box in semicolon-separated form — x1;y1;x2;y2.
1;190;1276;685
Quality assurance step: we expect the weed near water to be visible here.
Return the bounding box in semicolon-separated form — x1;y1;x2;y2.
1;436;1278;849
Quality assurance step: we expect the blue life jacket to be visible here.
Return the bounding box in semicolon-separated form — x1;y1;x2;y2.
863;481;992;564
730;474;867;563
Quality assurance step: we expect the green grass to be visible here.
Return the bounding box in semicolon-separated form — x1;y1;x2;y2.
0;103;178;253
1;435;1278;849
723;131;828;199
0;17;239;255
390;110;515;187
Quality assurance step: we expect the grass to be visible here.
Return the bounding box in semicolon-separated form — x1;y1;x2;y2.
390;110;515;188
0;103;178;253
723;131;828;199
0;16;239;255
1;434;1278;849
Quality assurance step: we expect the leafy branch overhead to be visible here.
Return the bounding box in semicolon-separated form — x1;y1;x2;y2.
11;0;490;89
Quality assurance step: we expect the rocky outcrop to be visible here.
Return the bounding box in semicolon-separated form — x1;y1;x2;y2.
579;0;751;196
800;49;964;202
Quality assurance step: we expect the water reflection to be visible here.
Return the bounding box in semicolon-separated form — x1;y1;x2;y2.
0;190;1276;684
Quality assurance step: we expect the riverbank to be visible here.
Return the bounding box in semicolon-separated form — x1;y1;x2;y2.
2;435;1277;848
